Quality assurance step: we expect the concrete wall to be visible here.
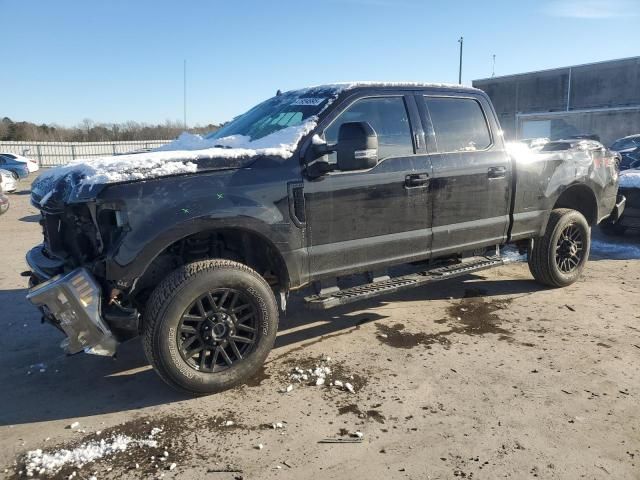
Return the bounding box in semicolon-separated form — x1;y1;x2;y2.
473;57;640;145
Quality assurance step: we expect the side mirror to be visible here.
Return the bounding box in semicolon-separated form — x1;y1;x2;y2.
336;121;379;171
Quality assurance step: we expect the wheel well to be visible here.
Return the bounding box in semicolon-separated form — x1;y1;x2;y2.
132;228;289;306
553;185;598;225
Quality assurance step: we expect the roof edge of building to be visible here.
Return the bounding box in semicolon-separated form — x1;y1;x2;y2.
473;56;640;84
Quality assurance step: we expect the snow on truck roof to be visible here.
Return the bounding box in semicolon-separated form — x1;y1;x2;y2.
303;81;479;93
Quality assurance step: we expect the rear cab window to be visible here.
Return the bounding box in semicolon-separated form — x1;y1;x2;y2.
424;96;492;153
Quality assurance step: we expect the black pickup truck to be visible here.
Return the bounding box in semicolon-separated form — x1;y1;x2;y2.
25;83;624;394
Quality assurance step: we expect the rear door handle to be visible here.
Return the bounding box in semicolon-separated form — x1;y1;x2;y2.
488;166;507;179
405;173;429;188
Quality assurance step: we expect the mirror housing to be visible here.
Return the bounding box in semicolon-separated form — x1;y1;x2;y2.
336;121;379;171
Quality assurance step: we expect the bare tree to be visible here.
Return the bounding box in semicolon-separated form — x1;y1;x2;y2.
0;117;220;142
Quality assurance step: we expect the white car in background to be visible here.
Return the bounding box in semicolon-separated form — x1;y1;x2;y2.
0;169;17;192
0;152;39;173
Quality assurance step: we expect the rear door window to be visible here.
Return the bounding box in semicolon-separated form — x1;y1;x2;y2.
324;96;414;163
425;97;492;153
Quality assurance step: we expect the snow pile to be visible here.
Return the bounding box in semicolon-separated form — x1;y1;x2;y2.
33;152;199;191
32;114;318;192
619;169;640;189
155;116;319;159
22;428;162;477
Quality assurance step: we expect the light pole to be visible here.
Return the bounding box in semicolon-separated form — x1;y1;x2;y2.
458;36;464;84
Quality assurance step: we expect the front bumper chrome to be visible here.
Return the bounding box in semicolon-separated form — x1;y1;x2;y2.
26;268;118;356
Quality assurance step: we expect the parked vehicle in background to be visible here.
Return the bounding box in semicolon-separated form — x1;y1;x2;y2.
0;152;39;173
601;168;640;236
609;134;640;171
619;151;640;171
0;155;29;179
0;169;17;193
0;185;9;215
25;82;624;394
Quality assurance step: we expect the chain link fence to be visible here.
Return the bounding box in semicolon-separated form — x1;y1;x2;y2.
0;140;172;167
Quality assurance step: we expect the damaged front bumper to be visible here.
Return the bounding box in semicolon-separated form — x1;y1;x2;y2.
26;268;118;356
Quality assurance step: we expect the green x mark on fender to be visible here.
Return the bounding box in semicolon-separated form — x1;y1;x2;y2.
217;193;224;199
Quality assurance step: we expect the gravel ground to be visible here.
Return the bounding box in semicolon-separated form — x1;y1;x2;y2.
0;176;639;479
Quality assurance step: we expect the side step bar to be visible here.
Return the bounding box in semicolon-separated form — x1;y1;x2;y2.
304;256;504;310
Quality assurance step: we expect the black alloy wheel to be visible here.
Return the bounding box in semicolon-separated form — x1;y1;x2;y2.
554;223;584;273
178;288;258;372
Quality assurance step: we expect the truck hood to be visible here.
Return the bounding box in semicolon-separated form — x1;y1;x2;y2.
31;153;258;208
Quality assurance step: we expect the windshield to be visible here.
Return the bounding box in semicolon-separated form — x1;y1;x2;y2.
206;88;336;142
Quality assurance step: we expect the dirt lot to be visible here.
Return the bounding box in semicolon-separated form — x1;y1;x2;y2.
1;177;639;480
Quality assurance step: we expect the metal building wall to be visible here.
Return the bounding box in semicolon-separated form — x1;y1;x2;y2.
473;57;640;145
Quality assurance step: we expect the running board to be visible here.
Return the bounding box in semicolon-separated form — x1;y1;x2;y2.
304;256;504;310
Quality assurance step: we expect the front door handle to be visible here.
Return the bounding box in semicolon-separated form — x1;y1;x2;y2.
405;173;430;188
488;166;507;179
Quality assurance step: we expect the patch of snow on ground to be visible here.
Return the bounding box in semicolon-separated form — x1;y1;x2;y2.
590;239;640;260
22;428;162;477
501;245;527;263
288;357;356;393
619;169;640;189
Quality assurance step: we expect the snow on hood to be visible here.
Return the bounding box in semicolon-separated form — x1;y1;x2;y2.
619;169;640;189
33;117;317;190
155;115;319;157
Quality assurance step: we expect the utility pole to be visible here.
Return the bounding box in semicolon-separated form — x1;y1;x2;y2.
492;54;496;77
458;37;464;84
183;59;187;130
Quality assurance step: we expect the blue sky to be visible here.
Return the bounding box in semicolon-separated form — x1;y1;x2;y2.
1;0;638;127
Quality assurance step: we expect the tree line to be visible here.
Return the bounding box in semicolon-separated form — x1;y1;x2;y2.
0;117;220;142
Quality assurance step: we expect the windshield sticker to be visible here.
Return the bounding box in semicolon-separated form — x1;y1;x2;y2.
291;97;326;106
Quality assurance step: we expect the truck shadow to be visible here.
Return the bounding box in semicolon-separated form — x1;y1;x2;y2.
0;274;543;426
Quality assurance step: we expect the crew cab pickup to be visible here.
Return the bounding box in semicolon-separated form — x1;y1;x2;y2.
25;83;624;394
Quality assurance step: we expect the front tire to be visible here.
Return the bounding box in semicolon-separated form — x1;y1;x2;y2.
528;209;590;288
143;259;278;395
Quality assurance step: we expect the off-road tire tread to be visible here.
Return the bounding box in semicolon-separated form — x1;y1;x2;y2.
528;208;588;288
142;259;275;395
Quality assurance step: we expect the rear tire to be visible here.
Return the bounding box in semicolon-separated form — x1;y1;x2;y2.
143;259;278;395
528;209;590;288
